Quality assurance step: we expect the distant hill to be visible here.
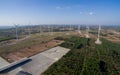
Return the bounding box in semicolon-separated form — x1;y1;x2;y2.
0;26;14;29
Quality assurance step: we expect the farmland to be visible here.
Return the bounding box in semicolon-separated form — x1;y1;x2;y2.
42;36;120;75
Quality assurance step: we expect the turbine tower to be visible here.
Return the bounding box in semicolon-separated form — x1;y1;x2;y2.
50;25;53;35
95;25;102;44
85;26;90;38
70;24;72;31
47;25;51;35
15;24;19;41
28;22;31;36
27;26;31;36
78;25;81;35
39;25;42;35
66;25;70;35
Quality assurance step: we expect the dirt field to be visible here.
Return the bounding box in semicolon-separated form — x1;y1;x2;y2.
1;40;64;62
102;33;120;43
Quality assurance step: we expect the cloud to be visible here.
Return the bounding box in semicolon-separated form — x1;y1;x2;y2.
56;6;71;10
89;12;94;15
55;5;82;10
56;6;62;9
80;12;82;14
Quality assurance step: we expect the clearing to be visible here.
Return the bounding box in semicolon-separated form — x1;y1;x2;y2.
1;40;64;62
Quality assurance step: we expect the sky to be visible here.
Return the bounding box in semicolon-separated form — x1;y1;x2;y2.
0;0;120;26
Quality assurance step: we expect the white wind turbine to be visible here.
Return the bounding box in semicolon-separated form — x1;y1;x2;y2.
28;26;31;36
39;25;42;35
47;25;51;35
66;25;70;35
78;25;81;35
50;25;53;35
95;25;102;44
70;24;72;31
85;25;90;38
28;22;32;36
15;24;19;41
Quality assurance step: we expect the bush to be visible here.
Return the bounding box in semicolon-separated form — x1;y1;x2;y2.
42;36;120;75
0;36;16;42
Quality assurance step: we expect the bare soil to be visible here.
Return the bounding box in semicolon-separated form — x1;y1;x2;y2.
1;40;64;62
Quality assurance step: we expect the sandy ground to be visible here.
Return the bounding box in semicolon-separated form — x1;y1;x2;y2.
102;34;120;43
2;40;64;62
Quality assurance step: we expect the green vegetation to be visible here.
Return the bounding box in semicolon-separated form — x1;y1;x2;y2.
89;31;98;35
89;31;107;36
42;36;120;75
0;36;16;42
108;33;114;35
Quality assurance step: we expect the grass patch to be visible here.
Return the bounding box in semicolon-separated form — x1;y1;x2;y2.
42;36;120;75
0;36;16;42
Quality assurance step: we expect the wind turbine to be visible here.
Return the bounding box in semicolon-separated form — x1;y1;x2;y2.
78;25;81;35
15;24;19;41
39;25;42;35
24;22;31;37
47;25;50;35
95;25;102;44
70;24;72;31
66;25;70;35
28;22;32;36
85;25;90;38
50;25;53;35
27;26;31;36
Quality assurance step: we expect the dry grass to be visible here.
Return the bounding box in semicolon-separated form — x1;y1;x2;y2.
1;30;119;56
0;32;75;55
2;40;64;62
